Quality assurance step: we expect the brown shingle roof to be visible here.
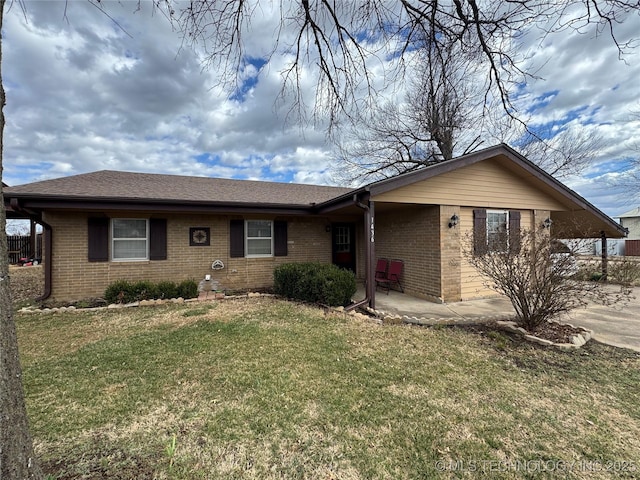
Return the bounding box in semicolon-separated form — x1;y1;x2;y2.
5;170;353;206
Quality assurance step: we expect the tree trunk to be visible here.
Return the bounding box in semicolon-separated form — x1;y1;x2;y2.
0;0;43;477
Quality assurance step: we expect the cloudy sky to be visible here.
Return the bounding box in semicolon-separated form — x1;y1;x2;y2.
2;1;640;218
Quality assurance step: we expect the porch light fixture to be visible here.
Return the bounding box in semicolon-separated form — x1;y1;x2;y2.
325;225;332;233
448;214;459;228
542;217;553;229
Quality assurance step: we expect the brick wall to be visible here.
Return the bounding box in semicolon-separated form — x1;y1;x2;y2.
43;211;335;301
440;205;461;302
375;205;441;300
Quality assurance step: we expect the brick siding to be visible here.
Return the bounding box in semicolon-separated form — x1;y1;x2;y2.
43;212;337;301
440;205;462;302
375;205;442;300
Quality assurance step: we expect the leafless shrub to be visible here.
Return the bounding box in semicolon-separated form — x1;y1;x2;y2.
464;228;632;331
608;257;640;287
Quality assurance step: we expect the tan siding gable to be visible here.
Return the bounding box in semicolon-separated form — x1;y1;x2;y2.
459;208;534;300
372;159;568;211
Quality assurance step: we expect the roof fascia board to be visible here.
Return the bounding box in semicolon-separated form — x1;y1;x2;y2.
8;198;314;216
314;192;367;214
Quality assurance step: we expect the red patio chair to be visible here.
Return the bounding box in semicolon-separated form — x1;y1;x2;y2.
375;258;390;293
387;259;404;293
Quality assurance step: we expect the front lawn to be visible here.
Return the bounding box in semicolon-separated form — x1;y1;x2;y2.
17;298;640;479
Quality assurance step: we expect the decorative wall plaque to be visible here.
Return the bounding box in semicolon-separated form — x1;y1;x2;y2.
189;227;210;246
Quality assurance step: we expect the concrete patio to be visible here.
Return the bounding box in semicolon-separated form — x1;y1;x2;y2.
355;284;640;352
355;285;516;323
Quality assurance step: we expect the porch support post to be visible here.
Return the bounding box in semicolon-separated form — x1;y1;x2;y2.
367;200;376;310
29;219;36;257
601;231;608;281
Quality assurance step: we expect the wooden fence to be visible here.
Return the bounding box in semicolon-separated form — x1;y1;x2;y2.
626;240;640;257
7;234;42;264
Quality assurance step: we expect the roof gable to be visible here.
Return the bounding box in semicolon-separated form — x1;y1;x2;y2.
619;207;640;218
370;156;570;211
319;143;625;237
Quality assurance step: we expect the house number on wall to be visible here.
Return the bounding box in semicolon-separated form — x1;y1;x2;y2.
370;217;375;243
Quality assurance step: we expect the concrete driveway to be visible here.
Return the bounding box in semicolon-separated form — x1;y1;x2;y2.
362;286;640;352
564;293;640;352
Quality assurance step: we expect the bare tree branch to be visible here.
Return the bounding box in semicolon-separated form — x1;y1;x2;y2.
160;0;640;127
331;35;489;184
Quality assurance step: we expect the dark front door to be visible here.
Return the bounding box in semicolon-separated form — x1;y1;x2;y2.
332;223;356;272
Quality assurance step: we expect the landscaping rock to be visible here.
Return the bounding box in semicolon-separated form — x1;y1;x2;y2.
524;334;554;347
571;334;586;347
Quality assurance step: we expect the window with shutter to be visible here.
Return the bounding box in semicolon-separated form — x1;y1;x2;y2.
474;209;521;254
112;219;148;260
149;218;167;260
487;211;508;252
88;217;109;262
228;220;288;258
230;220;245;258
473;209;487;255
274;221;288;257
508;211;521;253
246;220;273;257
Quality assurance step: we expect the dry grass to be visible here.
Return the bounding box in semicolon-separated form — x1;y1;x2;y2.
9;264;44;306
17;298;640;479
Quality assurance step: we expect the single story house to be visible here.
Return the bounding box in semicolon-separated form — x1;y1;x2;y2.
4;144;625;308
616;207;640;256
619;207;640;240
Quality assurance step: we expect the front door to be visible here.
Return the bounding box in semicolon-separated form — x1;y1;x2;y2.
332;223;356;272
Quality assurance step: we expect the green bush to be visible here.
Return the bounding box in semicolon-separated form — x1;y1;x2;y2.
177;279;199;299
105;279;199;304
156;281;179;299
590;272;604;282
273;263;356;307
133;280;158;301
104;280;136;304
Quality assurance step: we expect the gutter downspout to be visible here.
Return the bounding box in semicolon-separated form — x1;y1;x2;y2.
8;198;51;300
37;221;52;301
346;192;375;311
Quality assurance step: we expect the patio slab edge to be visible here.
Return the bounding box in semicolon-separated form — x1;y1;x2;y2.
369;307;517;327
362;307;593;350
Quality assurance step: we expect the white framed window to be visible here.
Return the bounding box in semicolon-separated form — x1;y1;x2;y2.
112;218;148;261
487;210;508;252
246;220;273;257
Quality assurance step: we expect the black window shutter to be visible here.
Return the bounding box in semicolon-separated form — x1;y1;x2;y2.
149;218;167;260
509;211;521;254
473;209;487;255
88;217;109;262
274;221;288;257
230;220;245;258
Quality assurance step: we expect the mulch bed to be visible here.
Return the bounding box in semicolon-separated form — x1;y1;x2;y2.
459;320;588;347
529;321;587;344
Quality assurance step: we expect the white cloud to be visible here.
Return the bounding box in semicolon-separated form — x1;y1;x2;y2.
2;1;640;218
